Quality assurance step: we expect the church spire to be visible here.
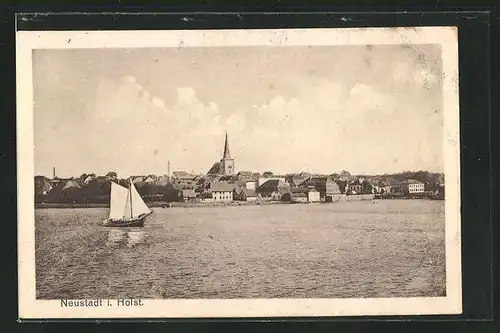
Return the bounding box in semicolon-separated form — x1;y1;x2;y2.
223;131;231;159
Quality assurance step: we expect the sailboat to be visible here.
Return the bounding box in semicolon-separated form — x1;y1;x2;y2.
103;180;153;227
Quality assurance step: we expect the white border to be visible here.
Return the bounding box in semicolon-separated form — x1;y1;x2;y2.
17;27;461;319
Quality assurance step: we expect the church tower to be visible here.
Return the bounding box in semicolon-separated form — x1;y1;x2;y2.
220;131;234;176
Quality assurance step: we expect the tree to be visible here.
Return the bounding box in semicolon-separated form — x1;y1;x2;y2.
263;171;273;177
105;171;118;179
163;185;182;202
330;173;340;180
362;180;373;194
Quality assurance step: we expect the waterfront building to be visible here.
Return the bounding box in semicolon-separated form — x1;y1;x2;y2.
372;181;391;194
390;179;425;194
59;179;83;203
283;187;320;203
181;189;197;202
245;181;256;190
407;179;425;193
258;176;286;186
307;188;321;202
282;188;308;203
301;177;341;202
258;179;290;200
171;171;199;189
349;179;363;194
233;186;258;202
209;181;235;202
285;173;311;187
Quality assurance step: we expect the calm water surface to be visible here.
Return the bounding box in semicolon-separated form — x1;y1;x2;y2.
35;200;446;299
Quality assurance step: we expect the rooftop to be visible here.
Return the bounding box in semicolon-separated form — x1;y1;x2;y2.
210;181;235;192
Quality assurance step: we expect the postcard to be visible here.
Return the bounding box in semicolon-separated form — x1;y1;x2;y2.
17;26;461;319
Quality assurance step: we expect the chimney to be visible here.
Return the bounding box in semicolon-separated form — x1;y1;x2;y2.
168;160;170;177
53;167;56;179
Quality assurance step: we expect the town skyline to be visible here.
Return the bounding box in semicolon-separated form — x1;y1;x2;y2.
33;45;444;178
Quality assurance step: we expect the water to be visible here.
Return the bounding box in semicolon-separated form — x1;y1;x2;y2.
35;200;446;299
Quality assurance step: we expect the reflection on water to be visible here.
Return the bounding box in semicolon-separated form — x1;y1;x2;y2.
106;228;149;247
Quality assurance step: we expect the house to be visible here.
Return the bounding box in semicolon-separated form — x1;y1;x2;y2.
349;179;363;194
172;171;198;181
237;171;254;178
139;180;168;202
34;176;52;196
143;176;156;183
181;189;197;202
284;187;320;203
291;191;308;203
209;182;235;202
306;188;320;202
233;171;257;190
282;188;308;203
56;179;84;203
285;173;311;187
407;179;425;193
132;176;145;184
233;186;258;202
83;174;96;184
245;181;257;190
199;192;214;202
391;179;425;194
438;183;445;198
172;172;199;189
258;176;286;186
257;179;290;200
49;178;62;188
300;177;341;202
157;175;169;182
83;176;111;202
172;171;189;179
372;181;391;194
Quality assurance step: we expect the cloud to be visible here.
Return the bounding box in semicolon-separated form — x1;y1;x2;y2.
226;113;246;132
152;97;165;108
122;76;137;84
89;76;225;175
230;76;442;174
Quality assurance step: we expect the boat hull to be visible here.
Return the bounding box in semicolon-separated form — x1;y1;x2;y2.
103;213;151;228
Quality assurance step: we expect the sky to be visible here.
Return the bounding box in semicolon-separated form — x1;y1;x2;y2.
33;44;443;178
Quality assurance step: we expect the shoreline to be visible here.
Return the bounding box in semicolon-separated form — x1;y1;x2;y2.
34;200;292;209
34;194;442;209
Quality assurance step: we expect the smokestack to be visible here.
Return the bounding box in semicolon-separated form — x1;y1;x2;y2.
53;167;56;179
168;160;170;177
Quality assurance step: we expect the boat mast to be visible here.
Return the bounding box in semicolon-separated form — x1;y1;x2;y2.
129;179;133;218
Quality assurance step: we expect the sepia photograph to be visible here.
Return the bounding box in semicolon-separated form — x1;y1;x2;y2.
17;27;461;318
